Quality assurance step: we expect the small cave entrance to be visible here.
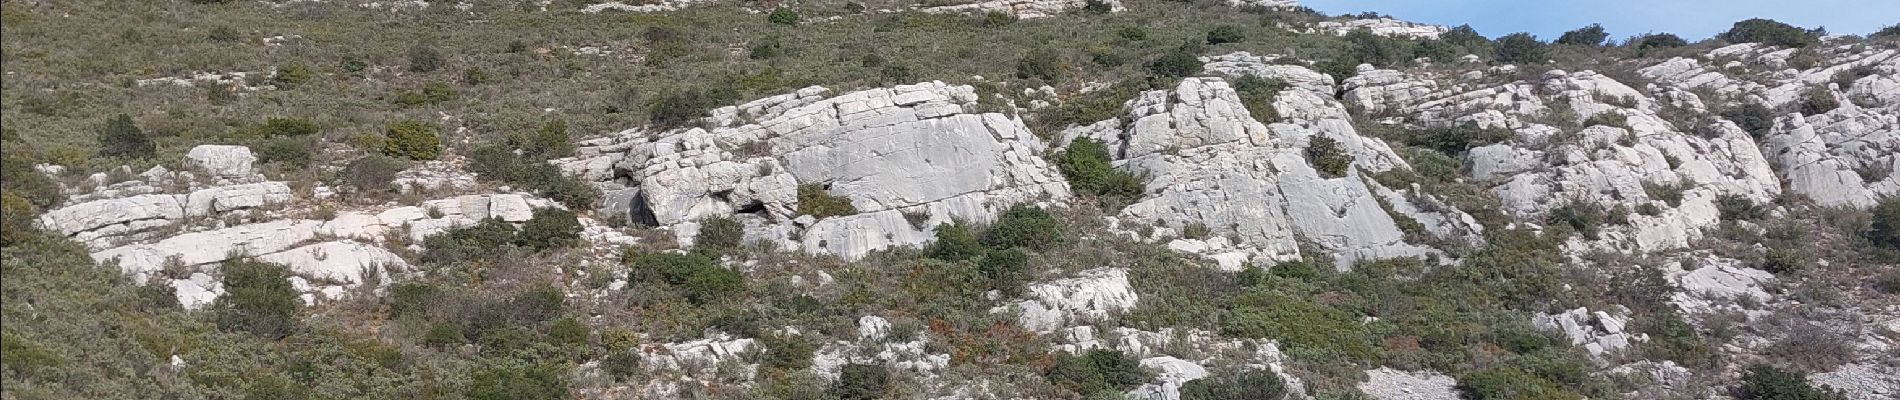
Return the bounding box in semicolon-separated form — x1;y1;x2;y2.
628;190;660;227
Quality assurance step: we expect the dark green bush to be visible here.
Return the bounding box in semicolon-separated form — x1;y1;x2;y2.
1305;135;1353;178
758;333;818;370
389;282;438;318
983;205;1064;251
511;119;574;159
748;36;784;60
832;364;892;400
213;259;303;339
1457;367;1582;400
272;63;314;88
1;332;64;376
342;154;405;194
1179;369;1287;400
627;251;745;304
408;44;444;73
1147;50;1203;78
1495;33;1550;64
1397;124;1512;156
468;363;569;400
258;117;318;137
462;67;491;85
97;114;154;159
1874;24;1900;39
648;88;735;128
1015;48;1065;82
1555;24;1609;46
797;184;858;218
1045;349;1149;396
1547;202;1606;240
926;223;985;262
381;120;442;160
421;218;518;264
1220;293;1376;362
394;82;458;106
767;8;800;25
545;317;589;346
601;351;641;381
1722;18;1820;48
1722;102;1776;138
516;207;583;251
1760;248;1806;274
1737;365;1845;400
1231;75;1288;122
1635;33;1689;50
1206;25;1245;45
1717;194;1767;221
257;137;313;168
696;216;745;251
1870;197;1900;249
1082;0;1112;14
423;323;467;347
466;144;600;209
977;247;1030;296
1056;138;1145;205
1341;29;1412;69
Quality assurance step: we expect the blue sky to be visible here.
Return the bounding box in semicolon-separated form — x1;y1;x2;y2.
1301;0;1899;41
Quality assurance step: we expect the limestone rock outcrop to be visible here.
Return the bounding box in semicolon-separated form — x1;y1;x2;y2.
1358;367;1459;400
920;0;1122;19
1311;18;1449;39
1533;306;1646;357
1066;76;1450;269
561;81;1071;260
186;145;258;180
1002;268;1139;333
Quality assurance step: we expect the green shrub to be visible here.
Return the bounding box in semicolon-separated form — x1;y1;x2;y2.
1874;24;1900;39
1147;50;1203;77
926;223;985;261
342;154;406;194
422;218;518;264
1555;24;1609;46
1220;293;1376;362
1342;29;1412;69
0;332;64;376
465;144;600;209
213;259;303;339
512;119;574;159
1643;182;1685;207
1231;75;1288;122
648;88;734;128
1584;111;1629;128
1717;194;1767;221
627;251;745;304
1081;0;1112;14
1397;124;1513;156
1798;86;1839;115
394;82;458;106
1117;26;1148;41
1457;367;1583;400
423;323;467;347
408;44;444;73
381;120;442;161
1547;202;1606;240
1495;33;1550;64
257;137;313;168
983;204;1064;251
1270;260;1320;281
1722;102;1776;138
1737;365;1845;400
758;333;818;370
1015;48;1065;82
1305;135;1353;178
468;363;569;400
1046;349;1149;396
258;117;319;137
1722;18;1820;48
1179;369;1287;400
1634;33;1690;55
601;351;642;381
1760;248;1806;274
748;36;785;60
97;114;155;159
272;63;314;88
1056;138;1145;205
832;364;892;400
1870;197;1900;249
516;207;583;251
389;282;438;318
546;317;589;346
1205;25;1245;45
797;184;858;218
768;8;800;25
696;216;745;251
977;247;1030;296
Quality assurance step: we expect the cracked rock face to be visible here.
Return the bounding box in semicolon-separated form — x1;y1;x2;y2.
1345;68;1784;255
920;0;1123;19
564;81;1070;260
1533;306;1646;357
1311;18;1449;39
1067;76;1446;269
1002;268;1139;333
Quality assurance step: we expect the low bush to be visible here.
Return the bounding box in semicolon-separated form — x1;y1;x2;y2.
257;137;313;168
1056;138;1145;206
695;216;745;251
468;363;569;400
1717;194;1768;221
976;247;1030;296
408;44;444;73
272;63;314;88
257;117;319;137
832;364;892;400
1871;197;1900;249
1046;349;1149;396
926;223;985;262
1231;75;1288;122
213;259;303;339
1305;135;1353;178
1180;369;1287;400
466;144;600;209
422;218;518;264
1547;202;1607;240
510;120;574;160
767;8;800;25
1760;248;1806;274
1736;365;1844;400
341;154;407;194
1798;86;1839;115
1147;50;1203;78
1015;48;1065;82
1457;367;1583;400
758;333;818;370
97;114;155;160
516;207;583;251
1722;102;1776;138
797;184;858;218
983;205;1064;251
1205;25;1245;45
381;120;442;161
627;251;745;304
